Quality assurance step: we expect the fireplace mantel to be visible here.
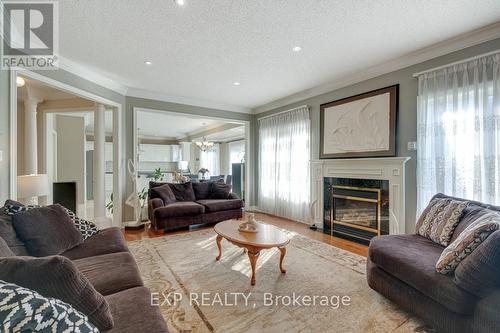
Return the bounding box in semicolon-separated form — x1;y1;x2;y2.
310;157;410;235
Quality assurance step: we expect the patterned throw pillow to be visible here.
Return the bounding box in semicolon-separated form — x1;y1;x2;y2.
4;204;99;240
61;207;99;240
417;198;470;246
436;212;500;274
4;204;39;215
0;280;99;333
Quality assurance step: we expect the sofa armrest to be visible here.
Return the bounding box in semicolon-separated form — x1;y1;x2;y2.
228;193;240;200
148;198;164;222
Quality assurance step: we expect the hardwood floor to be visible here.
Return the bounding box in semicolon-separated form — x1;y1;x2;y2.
123;212;368;257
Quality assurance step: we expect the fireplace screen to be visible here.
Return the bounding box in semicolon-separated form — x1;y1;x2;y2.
332;186;380;233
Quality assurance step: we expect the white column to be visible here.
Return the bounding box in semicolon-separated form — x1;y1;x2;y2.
24;99;39;175
93;103;106;223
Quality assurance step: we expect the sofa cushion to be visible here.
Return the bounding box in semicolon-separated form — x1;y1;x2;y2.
210;181;231;199
154;201;205;219
0;280;99;333
150;183;176;205
436;212;500;274
454;230;500;298
0;256;113;330
62;207;99;240
61;227;129;260
192;181;212;200
168;182;196;201
73;252;143;296
196;199;243;213
417;197;469;246
369;234;477;314
105;286;169;333
451;204;491;243
0;210;29;256
0;236;14;257
12;204;84;257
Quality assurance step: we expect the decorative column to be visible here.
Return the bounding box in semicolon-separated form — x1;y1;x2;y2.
23;99;40;175
93;103;106;223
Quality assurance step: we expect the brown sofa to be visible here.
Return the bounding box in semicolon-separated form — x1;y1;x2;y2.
148;181;243;231
367;193;500;333
0;205;169;333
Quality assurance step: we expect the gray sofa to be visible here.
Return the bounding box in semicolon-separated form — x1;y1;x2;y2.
148;180;243;231
367;193;500;333
0;204;169;333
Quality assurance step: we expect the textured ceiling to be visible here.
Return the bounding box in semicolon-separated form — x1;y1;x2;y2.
59;0;500;111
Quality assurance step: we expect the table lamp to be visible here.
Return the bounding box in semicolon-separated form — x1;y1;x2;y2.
17;174;49;205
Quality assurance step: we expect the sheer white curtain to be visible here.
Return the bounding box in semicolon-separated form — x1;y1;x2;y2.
200;143;220;176
228;140;245;174
258;106;310;221
417;53;500;215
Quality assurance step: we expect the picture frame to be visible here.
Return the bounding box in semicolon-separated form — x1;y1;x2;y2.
320;85;399;159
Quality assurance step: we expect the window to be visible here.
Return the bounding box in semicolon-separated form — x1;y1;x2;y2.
228;140;245;175
416;53;500;215
200;143;220;176
258;106;310;221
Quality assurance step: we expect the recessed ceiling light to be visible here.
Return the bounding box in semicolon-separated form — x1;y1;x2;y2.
16;76;25;87
233;82;240;86
144;60;152;65
292;46;302;52
174;0;185;6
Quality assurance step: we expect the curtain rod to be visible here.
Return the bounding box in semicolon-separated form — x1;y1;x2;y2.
412;49;500;78
257;105;309;121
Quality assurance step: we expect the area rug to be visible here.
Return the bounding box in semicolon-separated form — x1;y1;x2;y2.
128;228;428;333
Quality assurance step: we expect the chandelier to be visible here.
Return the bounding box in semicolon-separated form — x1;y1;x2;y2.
194;137;214;152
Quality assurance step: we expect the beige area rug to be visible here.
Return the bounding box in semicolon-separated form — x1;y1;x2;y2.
128;228;428;333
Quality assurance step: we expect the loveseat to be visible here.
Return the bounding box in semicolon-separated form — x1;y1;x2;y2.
148;181;243;230
0;201;169;332
367;193;500;333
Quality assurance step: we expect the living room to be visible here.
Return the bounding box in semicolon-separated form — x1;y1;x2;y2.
1;1;500;332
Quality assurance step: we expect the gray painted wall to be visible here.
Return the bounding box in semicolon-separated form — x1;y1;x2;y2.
253;37;500;233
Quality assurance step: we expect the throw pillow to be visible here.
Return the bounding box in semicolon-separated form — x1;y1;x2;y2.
417;197;470;246
150;183;177;205
12;204;84;257
0;280;99;333
0;236;14;257
168;182;196;201
62;207;99;240
436;212;500;274
192;181;212;200
210;181;231;199
4;203;39;215
0;256;113;330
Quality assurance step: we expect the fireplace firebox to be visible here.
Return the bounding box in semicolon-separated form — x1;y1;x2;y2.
323;178;389;245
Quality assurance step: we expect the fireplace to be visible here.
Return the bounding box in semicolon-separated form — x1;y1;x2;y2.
324;178;389;245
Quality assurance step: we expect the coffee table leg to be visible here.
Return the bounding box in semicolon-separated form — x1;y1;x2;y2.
215;235;223;261
279;247;287;273
247;250;260;285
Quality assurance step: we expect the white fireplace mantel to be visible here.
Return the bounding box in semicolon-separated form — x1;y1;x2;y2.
310;157;410;235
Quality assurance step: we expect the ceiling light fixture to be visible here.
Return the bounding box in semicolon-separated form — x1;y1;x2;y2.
16;76;25;87
233;82;240;86
144;60;152;65
292;46;302;52
174;0;185;6
194;137;214;152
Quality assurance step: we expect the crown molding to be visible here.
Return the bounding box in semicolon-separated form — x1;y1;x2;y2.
252;22;500;114
126;87;251;114
57;56;129;95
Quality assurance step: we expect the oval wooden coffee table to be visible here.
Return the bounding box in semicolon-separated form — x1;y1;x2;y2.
214;220;290;286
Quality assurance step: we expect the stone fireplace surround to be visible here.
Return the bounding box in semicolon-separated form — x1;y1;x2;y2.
311;157;410;235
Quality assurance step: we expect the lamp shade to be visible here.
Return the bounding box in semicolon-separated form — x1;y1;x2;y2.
17;174;49;199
